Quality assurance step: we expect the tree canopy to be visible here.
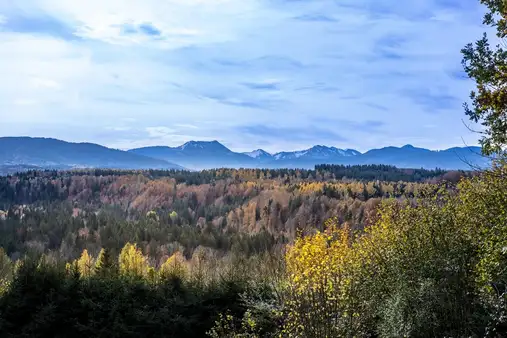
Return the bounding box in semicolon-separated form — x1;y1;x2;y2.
462;0;507;156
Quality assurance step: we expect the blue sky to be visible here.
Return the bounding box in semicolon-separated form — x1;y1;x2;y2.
0;0;488;153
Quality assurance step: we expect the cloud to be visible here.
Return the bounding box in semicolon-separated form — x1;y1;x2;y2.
315;118;386;133
200;93;280;110
404;87;460;112
138;23;161;36
146;126;177;138
0;0;489;153
241;81;280;91
0;12;78;40
238;124;347;142
174;124;199;129
363;102;389;112
31;77;61;89
293;14;338;23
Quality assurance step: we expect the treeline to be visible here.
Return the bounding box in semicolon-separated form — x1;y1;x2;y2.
314;164;467;182
3;164;463;184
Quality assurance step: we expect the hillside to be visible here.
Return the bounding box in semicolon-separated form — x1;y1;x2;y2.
0;137;183;171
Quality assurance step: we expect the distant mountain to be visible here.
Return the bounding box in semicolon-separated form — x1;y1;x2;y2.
129;141;256;170
131;141;489;170
1;137;490;172
0;137;183;171
274;145;361;161
243;149;273;161
359;144;488;169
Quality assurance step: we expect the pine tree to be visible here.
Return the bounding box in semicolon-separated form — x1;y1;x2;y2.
95;248;117;277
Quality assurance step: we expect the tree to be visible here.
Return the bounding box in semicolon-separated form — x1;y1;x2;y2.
160;251;187;281
95;248;117;277
77;249;94;278
284;220;360;337
462;0;507;156
118;243;149;278
0;248;12;294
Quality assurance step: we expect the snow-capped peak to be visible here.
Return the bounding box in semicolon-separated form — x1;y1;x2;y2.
243;149;272;159
180;141;204;150
178;140;227;151
273;145;361;160
344;149;361;156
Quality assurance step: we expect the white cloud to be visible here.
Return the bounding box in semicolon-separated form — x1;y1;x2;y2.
13;0;268;48
174;124;199;129
31;77;61;89
146;127;177;138
13;99;38;106
0;0;490;152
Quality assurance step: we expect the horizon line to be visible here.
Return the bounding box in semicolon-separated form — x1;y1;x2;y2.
0;135;482;154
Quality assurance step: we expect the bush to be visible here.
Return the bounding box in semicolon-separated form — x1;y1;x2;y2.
283;164;507;337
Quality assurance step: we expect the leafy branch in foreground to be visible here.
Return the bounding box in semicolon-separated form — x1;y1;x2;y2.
462;0;507;156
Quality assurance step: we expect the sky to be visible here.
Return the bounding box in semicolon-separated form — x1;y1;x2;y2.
0;0;489;153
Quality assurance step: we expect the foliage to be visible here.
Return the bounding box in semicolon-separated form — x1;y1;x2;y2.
76;249;94;278
462;0;507;156
207;283;283;338
160;251;188;281
94;248;118;277
283;164;507;337
0;163;504;337
0;248;12;295
119;243;149;279
0;166;444;264
284;219;360;337
0;243;279;338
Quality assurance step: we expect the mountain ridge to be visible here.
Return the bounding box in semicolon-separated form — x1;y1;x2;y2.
129;140;488;170
0;137;183;171
0;137;490;172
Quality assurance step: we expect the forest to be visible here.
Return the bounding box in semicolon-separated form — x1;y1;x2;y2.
0;162;505;337
1;0;507;336
0;165;457;263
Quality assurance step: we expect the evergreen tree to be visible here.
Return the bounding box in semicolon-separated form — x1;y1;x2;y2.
95;248;117;277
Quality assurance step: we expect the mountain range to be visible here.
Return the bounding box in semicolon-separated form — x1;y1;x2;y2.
0;137;490;174
130;141;488;170
0;137;183;173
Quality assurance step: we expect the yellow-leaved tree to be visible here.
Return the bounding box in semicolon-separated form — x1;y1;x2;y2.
160;251;187;281
284;218;362;337
119;243;149;278
283;167;507;338
76;249;94;278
